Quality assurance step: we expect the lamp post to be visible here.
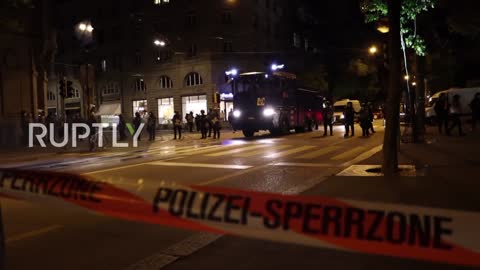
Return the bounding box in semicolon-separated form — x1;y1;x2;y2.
77;21;94;119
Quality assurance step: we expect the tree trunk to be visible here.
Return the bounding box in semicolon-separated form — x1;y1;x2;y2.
382;0;402;176
414;54;426;143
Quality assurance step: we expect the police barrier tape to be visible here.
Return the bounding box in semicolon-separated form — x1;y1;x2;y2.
0;169;479;267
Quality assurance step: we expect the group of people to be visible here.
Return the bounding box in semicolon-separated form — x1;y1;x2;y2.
321;101;376;138
173;108;222;140
434;93;480;136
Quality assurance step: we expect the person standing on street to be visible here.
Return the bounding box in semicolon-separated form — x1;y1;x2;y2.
186;111;194;132
147;112;157;141
368;103;376;133
322;102;334;136
133;112;142;141
172;111;182;140
447;94;465;136
200;110;208;139
359;104;370;137
207;108;214;137
343;102;355;137
118;114;127;141
434;93;449;134
469;93;480;131
212;109;221;139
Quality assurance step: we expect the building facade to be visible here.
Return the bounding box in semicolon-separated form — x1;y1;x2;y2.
55;0;308;125
0;0;55;146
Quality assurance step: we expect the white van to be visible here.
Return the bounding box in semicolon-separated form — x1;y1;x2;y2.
425;87;480;121
333;99;361;123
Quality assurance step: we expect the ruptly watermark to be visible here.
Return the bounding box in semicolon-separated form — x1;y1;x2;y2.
28;123;145;148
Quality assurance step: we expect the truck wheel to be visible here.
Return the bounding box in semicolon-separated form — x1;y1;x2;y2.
295;127;304;133
242;130;254;137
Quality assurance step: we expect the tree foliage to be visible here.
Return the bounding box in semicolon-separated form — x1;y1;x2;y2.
361;0;437;56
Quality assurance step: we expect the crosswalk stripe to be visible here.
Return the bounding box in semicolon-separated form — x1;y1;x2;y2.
176;145;236;155
265;145;316;158
148;161;252;170
295;146;341;159
147;145;194;153
205;144;269;157
330;146;366;161
234;145;292;157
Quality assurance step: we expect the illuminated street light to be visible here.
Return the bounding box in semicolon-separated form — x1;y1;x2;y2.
404;75;410;81
412;82;417;86
271;64;285;71
154;39;166;47
78;23;87;31
86;25;94;33
369;46;378;55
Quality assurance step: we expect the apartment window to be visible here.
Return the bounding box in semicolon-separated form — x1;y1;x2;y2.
222;10;232;24
185;72;203;87
47;91;56;101
134;78;147;91
186;13;197;27
188;43;197;57
135;50;142;65
67;87;80;98
103;83;120;95
223;41;233;52
159;76;173;89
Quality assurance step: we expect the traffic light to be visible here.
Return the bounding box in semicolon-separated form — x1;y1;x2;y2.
59;79;66;98
213;92;221;104
66;81;74;98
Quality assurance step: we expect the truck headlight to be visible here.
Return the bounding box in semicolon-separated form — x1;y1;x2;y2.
263;108;275;117
233;110;242;118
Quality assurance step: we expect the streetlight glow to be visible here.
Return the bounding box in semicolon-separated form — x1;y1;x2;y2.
78;23;87;31
154;39;166;47
86;25;94;32
404;75;410;80
369;46;378;55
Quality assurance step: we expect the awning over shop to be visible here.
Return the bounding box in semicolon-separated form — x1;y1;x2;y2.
96;103;121;115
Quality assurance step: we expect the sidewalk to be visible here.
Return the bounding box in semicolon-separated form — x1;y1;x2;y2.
161;127;480;270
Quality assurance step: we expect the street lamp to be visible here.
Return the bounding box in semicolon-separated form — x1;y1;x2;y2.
404;75;410;81
154;39;166;47
78;22;93;33
369;45;378;55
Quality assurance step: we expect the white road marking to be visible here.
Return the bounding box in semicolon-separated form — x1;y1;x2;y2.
148;161;252;170
341;144;383;167
6;225;63;244
271;162;337;168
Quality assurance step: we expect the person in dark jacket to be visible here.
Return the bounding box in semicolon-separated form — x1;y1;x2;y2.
447;94;465;136
368;103;375;133
359;104;370;137
186;112;194;132
469;93;480;131
206;108;214;137
117;114;127;141
147;112;157;141
172;111;182;140
322;102;334;136
211;109;221;139
200;110;207;139
434;93;449;134
343;102;355;137
133;112;142;141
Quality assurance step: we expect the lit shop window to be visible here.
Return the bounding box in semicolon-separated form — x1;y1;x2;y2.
133;100;148;117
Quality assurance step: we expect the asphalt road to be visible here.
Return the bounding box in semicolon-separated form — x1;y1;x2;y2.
1;122;386;270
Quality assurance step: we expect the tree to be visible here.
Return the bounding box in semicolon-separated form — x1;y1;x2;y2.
361;0;437;175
